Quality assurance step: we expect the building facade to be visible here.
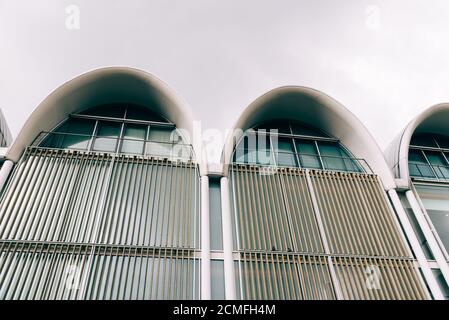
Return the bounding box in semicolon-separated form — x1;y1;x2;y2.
385;104;449;299
0;67;448;299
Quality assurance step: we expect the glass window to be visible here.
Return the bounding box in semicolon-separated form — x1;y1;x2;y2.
432;269;449;299
126;106;168;122
410;133;438;148
233;139;246;164
209;178;223;250
415;185;449;254
231;120;362;173
92;121;121;152
436;135;449;149
120;124;146;155
146;127;174;158
42;118;95;150
275;137;297;167
234;133;273;166
211;260;225;300
425;151;449;179
291;123;328;137
318;142;347;171
409;149;435;178
255;132;273;166
295;139;321;169
254;120;291;134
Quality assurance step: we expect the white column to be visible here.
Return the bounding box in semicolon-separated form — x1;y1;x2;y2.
405;190;449;286
200;176;211;300
388;189;444;299
220;176;236;300
0;159;13;193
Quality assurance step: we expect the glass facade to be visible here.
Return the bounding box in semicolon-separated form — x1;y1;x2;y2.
38;104;191;161
409;133;449;180
233;120;363;173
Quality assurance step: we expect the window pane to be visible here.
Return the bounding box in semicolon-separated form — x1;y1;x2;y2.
318;142;347;171
410;133;437;148
433;269;449;299
42;118;95;150
254;120;291;134
146;127;174;158
409;149;435;178
275;137;297;167
209;179;223;250
126;106;168;122
415;185;449;254
425;151;449;179
121;124;146;155
295;139;321;169
211;260;225;300
291;122;328;137
92;121;121;152
436;134;449;149
233;139;246;163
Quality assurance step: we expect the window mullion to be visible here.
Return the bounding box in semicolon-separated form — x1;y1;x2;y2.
291;138;301;169
314;141;325;170
421;150;439;179
88;120;99;152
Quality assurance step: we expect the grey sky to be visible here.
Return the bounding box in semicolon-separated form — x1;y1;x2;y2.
1;0;449;155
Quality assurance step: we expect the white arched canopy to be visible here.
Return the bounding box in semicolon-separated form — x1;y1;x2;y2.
7;67;206;174
385;103;449;189
222;86;396;189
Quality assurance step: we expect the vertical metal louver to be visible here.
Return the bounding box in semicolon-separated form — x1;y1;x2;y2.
0;147;200;300
230;164;428;300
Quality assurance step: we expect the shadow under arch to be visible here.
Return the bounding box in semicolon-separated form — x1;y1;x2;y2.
221;86;396;189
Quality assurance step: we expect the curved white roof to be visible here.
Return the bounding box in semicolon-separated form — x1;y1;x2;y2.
6;67;207;174
385;103;449;188
221;86;396;189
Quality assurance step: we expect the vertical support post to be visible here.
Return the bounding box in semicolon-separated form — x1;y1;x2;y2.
388;189;444;300
0;159;14;193
220;176;236;299
201;175;211;300
405;189;449;287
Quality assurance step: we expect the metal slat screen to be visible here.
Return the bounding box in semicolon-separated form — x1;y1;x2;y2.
0;147;200;300
230;164;428;300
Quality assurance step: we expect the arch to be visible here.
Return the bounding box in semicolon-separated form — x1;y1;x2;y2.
6;67;206;174
385;103;449;188
222;86;396;189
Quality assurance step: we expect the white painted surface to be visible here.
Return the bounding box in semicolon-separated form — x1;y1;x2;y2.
0;159;13;193
201;176;211;300
220;176;236;300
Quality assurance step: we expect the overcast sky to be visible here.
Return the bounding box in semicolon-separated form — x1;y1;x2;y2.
1;0;449;154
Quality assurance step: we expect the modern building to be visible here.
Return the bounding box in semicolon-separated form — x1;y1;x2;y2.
386;104;449;299
0;67;447;300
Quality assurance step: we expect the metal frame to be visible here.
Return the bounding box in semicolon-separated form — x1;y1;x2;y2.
0;146;201;300
227;163;429;300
